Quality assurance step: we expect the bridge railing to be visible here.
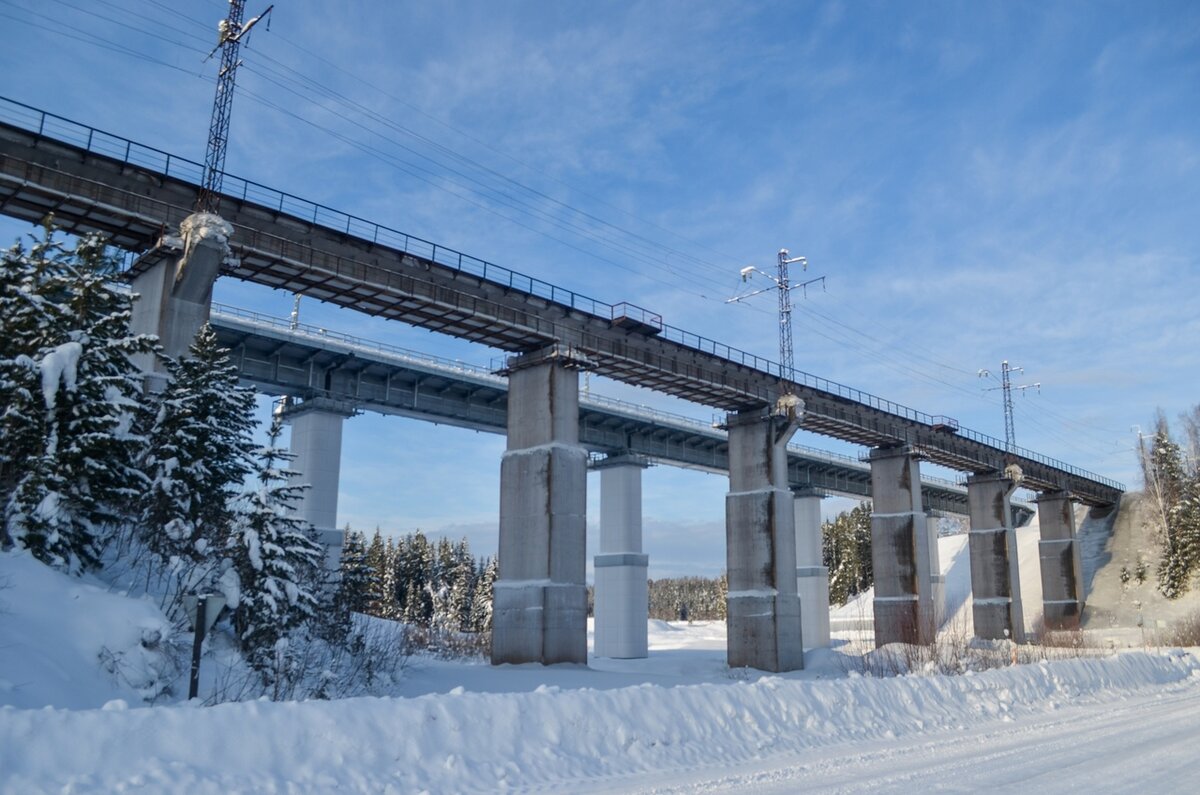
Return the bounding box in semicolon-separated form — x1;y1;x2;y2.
211;303;503;383
2;96;1123;494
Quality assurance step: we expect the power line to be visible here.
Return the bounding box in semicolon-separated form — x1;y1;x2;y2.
3;2;1134;469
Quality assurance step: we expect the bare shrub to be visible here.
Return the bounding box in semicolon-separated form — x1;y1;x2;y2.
839;610;1112;678
1163;610;1200;647
405;625;490;660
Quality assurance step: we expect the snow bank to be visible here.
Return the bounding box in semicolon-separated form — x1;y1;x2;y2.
1;650;1196;793
0;550;173;710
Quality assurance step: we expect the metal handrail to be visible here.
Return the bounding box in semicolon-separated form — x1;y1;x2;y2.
211;303;503;383
3;96;1122;493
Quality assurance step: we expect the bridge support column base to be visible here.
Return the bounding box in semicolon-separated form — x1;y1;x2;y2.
1037;491;1084;631
968;473;1026;643
594;456;650;659
793;488;830;650
493;349;589;666
870;447;938;646
725;408;804;673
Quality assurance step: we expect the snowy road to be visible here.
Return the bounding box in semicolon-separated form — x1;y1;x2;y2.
582;677;1200;794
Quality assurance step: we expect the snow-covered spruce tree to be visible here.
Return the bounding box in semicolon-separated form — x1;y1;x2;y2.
397;530;435;627
0;233;53;549
470;555;497;633
1146;420;1200;598
2;226;155;571
332;529;376;617
446;539;477;632
822;502;873;607
228;416;325;676
136;323;257;611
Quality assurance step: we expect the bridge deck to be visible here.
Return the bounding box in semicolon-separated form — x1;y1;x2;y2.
0;98;1123;505
208;304;990;516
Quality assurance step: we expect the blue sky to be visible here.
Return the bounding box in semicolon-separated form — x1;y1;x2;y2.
1;1;1197;576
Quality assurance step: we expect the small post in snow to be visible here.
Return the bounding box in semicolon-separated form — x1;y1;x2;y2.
184;593;225;701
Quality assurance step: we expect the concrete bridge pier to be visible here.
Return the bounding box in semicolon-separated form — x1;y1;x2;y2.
492;346;591;666
283;398;354;569
1036;491;1084;630
793;487;830;650
129;213;232;377
870;446;938;646
593;454;650;659
967;472;1025;643
725;405;804;672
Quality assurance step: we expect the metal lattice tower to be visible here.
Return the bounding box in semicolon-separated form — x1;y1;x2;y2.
777;249;796;389
195;1;272;214
980;360;1040;452
1001;361;1018;450
727;249;822;398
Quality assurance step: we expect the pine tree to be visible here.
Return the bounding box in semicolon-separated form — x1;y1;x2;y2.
822;501;873;607
136;324;256;606
471;555;498;632
447;539;476;632
364;529;388;616
1147;420;1200;599
325;529;375;642
229;417;324;674
379;535;399;619
2;226;155;571
399;531;434;627
335;529;375;615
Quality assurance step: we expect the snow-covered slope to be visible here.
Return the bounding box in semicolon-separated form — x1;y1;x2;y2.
0;550;174;709
831;520;1046;638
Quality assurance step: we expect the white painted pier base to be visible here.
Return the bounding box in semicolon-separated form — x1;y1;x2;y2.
869;447;938;646
593;455;650;659
967;472;1025;643
285;399;353;569
492;347;590;666
793;488;830;650
724;406;804;673
926;513;946;630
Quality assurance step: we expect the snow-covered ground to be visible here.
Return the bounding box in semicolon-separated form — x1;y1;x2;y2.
5;524;1200;794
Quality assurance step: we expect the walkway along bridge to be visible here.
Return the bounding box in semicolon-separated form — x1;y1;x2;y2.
0;97;1121;669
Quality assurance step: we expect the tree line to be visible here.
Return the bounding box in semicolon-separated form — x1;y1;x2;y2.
337;529;497;635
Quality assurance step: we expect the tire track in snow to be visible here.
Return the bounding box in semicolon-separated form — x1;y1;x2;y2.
622;676;1200;794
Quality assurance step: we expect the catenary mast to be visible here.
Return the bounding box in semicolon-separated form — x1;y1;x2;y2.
195;1;273;214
